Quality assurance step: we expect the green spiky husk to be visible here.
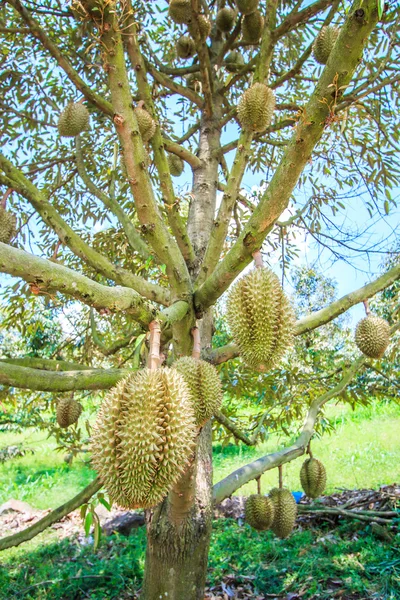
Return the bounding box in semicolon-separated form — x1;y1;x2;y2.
226;267;295;372
269;488;297;539
134;107;156;142
0;207;17;244
235;0;259;15
91;368;197;509
300;457;327;498
56;398;83;428
245;494;275;531
173;357;223;426
176;35;196;59
312;26;339;65
167;153;184;177
58;103;90;137
237;83;275;133
355;315;390;359
242;10;264;44
224;51;245;72
188;14;211;40
216;7;236;32
168;0;192;24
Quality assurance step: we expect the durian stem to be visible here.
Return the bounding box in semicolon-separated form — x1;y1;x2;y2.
1;187;12;209
148;320;162;370
252;250;264;268
256;475;261;495
191;326;201;359
278;465;283;489
307;441;313;458
363;300;371;316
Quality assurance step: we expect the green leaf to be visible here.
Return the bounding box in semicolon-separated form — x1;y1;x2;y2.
377;0;384;18
384;200;390;215
84;512;93;537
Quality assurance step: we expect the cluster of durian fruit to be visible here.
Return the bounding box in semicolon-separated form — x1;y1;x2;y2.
245;457;327;538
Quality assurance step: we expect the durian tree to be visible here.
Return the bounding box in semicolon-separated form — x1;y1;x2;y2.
1;0;400;598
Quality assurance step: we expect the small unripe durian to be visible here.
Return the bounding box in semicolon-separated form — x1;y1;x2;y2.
225;51;245;72
134;107;156;142
58;102;90;137
242;10;264;44
313;26;339;65
226;267;295;372
0;207;17;244
91;368;197;509
57;397;83;428
169;0;192;24
269;488;297;539
173;357;223;426
355;315;390;359
237;83;275;133
176;35;196;59
188;15;211;40
300;457;327;498
235;0;259;15
216;7;236;33
167;153;184;177
245;494;275;531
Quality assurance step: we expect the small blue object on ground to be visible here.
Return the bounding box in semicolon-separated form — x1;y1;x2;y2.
292;491;304;504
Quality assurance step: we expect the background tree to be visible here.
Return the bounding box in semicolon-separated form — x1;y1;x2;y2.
0;0;400;598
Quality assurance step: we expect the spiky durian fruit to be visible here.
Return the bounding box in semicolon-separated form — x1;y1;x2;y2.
134;107;156;142
173;357;223;426
57;397;83;428
225;51;245;72
242;10;264;44
169;0;192;24
237;83;275;133
355;315;390;359
91;368;197;509
188;14;211;40
176;35;196;59
245;494;275;531
235;0;259;15
312;26;339;65
269;488;297;539
58;102;90;137
300;457;327;498
216;7;236;33
0;207;17;244
167;153;184;177
226;267;295;372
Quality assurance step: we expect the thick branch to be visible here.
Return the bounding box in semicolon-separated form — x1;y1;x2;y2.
0;357;92;371
273;0;333;41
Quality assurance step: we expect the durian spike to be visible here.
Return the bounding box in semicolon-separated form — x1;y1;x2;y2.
148;320;161;371
191;324;201;359
1;187;12;209
252;249;263;268
363;299;371;316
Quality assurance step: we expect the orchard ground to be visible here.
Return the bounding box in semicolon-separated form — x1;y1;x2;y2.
0;400;399;599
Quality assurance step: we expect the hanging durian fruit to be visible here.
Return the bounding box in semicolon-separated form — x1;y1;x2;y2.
237;83;275;133
134;106;156;142
57;397;83;428
169;0;192;24
245;494;275;531
355;315;390;359
225;51;245;72
188;14;211;40
58;102;90;137
167;153;184;177
91;368;197;509
300;457;327;498
226;266;295;372
242;10;264;44
312;26;339;65
0;206;17;244
176;35;196;59
216;7;236;33
269;487;297;539
173;357;223;426
235;0;259;15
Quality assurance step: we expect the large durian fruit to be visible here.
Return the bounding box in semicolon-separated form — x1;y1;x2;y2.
176;35;196;59
237;83;275;133
58;102;90;137
188;15;211;40
173;357;223;426
225;51;245;72
226;267;295;372
355;315;390;359
91;368;197;509
134;107;156;142
242;10;264;44
312;26;339;65
269;487;297;539
169;0;192;24
57;397;83;428
245;494;275;531
300;457;327;499
235;0;259;15
0;207;17;244
216;7;236;33
167;153;184;177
